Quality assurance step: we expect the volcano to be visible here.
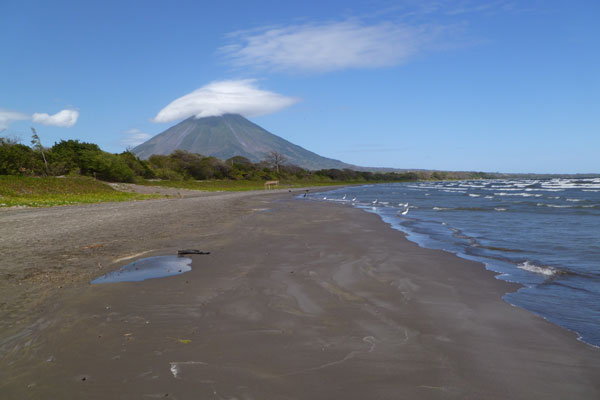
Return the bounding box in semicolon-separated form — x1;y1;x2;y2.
132;114;352;170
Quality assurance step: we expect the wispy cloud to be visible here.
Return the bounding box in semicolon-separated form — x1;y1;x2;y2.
32;109;79;127
153;79;299;123
0;109;29;131
220;20;444;73
120;128;152;147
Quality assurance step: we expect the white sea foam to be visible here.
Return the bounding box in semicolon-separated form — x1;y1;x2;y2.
433;207;452;211
468;194;481;197
494;192;541;197
566;198;582;202
541;179;600;189
494;208;507;211
408;185;436;189
536;203;572;208
441;188;467;193
517;261;558;276
524;188;560;192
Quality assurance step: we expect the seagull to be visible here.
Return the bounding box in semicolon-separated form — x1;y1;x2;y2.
352;197;357;202
401;207;409;215
372;199;378;204
342;194;347;200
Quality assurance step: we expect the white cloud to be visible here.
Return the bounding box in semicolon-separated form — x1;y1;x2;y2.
32;109;79;127
0;109;29;130
120;128;152;147
221;20;441;73
153;79;299;123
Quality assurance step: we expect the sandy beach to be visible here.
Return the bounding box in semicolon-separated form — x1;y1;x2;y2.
1;190;599;399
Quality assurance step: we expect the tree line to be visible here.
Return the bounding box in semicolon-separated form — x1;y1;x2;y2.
0;135;486;183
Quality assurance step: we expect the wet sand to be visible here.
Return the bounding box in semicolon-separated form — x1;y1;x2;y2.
1;191;599;399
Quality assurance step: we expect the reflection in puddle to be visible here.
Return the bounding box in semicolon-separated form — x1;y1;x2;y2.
91;256;192;284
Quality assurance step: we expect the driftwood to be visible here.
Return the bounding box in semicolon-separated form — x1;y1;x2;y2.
177;249;210;255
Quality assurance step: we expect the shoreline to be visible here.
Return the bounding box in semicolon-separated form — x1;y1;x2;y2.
370;208;599;348
307;185;600;349
1;191;599;398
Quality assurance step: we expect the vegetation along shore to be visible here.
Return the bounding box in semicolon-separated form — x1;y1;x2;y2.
0;135;493;207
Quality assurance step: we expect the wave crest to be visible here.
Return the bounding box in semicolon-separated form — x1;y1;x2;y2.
517;261;559;276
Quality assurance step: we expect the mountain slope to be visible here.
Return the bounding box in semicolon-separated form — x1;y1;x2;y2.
132;114;353;170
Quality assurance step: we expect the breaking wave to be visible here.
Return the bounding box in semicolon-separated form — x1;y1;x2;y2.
517;261;560;277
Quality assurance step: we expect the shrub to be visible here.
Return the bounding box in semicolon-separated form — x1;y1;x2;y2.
119;151;155;179
0;139;44;175
48;140;102;175
88;153;136;182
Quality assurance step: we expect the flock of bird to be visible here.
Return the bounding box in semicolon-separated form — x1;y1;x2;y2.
320;194;411;216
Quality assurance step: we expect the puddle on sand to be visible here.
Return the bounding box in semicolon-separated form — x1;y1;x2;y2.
91;256;192;284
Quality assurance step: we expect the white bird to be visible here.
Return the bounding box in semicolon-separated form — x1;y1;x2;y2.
352;197;357;202
372;199;378;204
342;194;347;200
401;207;409;215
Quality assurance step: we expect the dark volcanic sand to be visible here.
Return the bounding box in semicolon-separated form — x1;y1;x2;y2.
1;191;599;399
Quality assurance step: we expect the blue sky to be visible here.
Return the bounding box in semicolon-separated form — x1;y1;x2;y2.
1;0;598;173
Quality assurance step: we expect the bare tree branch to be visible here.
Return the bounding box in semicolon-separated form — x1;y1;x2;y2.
265;151;287;173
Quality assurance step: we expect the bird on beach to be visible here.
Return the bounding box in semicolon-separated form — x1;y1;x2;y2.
342;194;347;200
401;207;409;215
372;199;378;204
352;197;357;202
